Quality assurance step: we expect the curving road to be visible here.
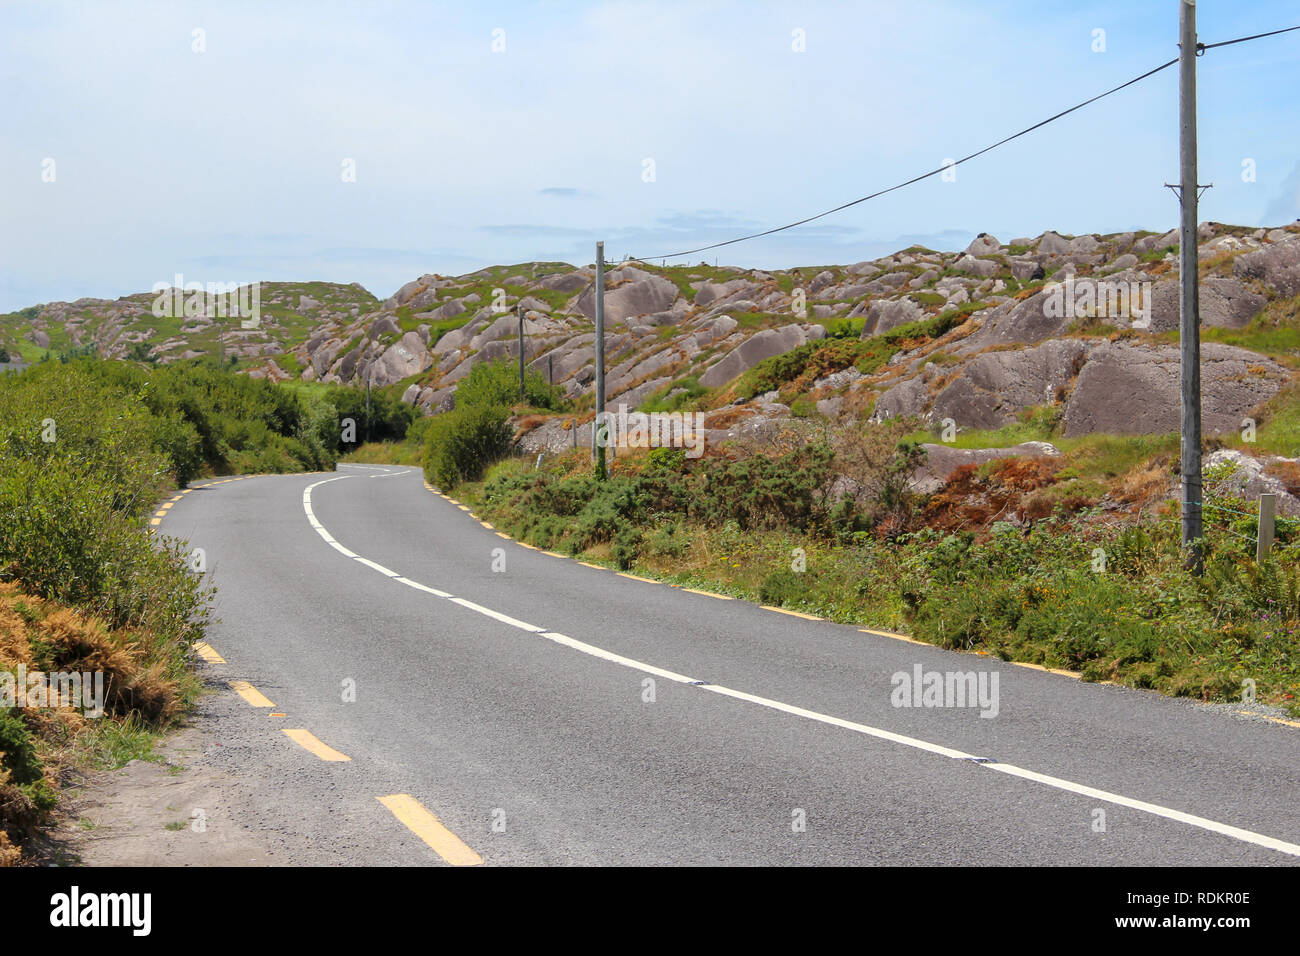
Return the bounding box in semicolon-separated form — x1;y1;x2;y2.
153;464;1300;866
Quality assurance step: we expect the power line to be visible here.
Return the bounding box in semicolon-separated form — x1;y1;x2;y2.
1200;23;1300;51
631;24;1299;264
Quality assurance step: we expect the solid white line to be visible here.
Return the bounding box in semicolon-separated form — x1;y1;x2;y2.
539;632;699;684
304;477;360;560
356;557;399;577
984;762;1300;857
451;598;545;632
698;682;970;759
300;474;1300;859
395;577;453;598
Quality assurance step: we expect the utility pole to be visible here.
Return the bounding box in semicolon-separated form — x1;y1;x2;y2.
365;362;372;443
594;241;607;479
518;302;526;398
1178;0;1203;572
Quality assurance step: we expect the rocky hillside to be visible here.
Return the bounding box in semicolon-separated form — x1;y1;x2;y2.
5;222;1299;457
0;281;379;367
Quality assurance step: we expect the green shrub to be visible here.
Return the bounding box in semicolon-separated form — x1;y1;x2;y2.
612;526;643;570
759;567;809;607
423;403;513;488
0;710;57;821
456;358;565;411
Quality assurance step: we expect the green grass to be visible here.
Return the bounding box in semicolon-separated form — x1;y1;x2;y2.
905;404;1182;480
342;438;424;466
1141;245;1177;263
80;715;166;771
1229;379;1300;457
641;376;707;413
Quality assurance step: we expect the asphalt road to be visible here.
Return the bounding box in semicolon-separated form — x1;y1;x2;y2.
154;463;1300;866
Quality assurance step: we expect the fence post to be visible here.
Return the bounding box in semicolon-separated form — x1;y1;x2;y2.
1257;493;1276;561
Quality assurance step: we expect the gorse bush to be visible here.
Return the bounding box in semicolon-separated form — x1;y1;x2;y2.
454;358;566;412
423;402;513;488
421;358;558;489
481;441;866;554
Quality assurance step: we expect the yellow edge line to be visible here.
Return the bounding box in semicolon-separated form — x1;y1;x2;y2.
859;627;930;646
857;630;1121;685
480;521;494;529
680;587;732;600
577;561;606;570
616;572;659;584
377;794;482;866
1262;714;1300;729
149;517;162;526
762;605;822;621
542;550;566;558
193;641;226;664
495;532;511;539
518;542;540;551
283;728;351;762
228;680;274;708
1011;660;1082;679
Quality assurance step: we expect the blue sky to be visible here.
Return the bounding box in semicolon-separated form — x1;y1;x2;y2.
1;0;1297;311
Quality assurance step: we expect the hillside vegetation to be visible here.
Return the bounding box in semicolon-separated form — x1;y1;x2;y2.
0;358;412;862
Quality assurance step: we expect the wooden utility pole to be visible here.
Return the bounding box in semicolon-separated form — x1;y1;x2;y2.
518;303;526;398
1178;0;1204;572
594;241;607;479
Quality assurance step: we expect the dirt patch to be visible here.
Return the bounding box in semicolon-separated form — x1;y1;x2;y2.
39;725;288;867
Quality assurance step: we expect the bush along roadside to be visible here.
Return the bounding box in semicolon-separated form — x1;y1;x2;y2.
423;359;566;489
460;436;1300;720
0;357;407;862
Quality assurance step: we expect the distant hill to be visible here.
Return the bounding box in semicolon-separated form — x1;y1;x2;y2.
4;223;1298;453
0;281;379;369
